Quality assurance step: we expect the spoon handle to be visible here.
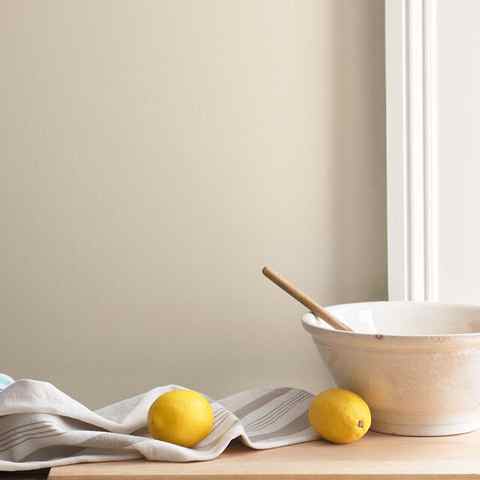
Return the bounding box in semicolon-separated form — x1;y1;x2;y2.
262;266;353;332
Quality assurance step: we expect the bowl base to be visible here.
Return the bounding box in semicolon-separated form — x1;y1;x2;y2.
371;420;480;437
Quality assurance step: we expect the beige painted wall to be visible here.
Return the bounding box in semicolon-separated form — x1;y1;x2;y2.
1;0;386;407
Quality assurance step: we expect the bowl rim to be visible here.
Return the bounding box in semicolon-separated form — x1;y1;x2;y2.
302;300;480;341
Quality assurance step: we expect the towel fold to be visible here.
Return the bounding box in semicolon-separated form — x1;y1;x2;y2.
0;379;318;471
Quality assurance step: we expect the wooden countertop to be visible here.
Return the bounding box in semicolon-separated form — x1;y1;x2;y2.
48;430;480;479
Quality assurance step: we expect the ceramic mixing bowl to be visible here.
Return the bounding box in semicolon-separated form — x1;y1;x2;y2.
302;301;480;436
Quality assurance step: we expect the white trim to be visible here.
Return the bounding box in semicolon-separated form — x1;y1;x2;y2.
422;0;438;302
386;0;438;301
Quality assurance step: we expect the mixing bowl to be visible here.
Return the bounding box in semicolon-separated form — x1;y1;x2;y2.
302;301;480;436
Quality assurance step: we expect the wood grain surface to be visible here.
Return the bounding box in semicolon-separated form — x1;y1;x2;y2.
48;431;480;479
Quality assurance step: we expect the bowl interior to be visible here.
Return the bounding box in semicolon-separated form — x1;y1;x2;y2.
317;302;480;336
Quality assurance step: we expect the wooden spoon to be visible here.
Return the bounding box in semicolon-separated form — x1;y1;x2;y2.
262;266;353;332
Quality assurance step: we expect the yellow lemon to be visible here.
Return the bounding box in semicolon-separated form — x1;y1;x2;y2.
147;390;214;447
308;388;371;444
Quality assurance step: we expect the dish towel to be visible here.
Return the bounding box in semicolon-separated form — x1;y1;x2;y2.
0;379;318;471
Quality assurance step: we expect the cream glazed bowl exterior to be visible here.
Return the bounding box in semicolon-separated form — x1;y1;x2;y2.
302;301;480;436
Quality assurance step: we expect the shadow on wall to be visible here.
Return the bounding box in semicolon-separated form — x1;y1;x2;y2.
328;0;387;302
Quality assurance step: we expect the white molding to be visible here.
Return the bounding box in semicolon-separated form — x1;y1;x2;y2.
386;0;438;301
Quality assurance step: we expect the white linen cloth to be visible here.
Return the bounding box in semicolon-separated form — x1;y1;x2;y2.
0;379;318;471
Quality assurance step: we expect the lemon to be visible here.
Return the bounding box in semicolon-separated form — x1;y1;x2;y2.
308;388;371;444
147;390;214;447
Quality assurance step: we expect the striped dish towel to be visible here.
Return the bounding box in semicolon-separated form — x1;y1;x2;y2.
0;379;318;471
